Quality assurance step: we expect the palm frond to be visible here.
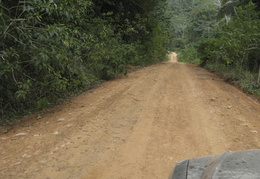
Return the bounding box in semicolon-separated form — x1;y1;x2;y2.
217;0;240;19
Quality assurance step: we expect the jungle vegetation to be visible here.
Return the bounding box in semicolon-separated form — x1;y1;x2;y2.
172;0;260;96
0;0;170;125
1;0;259;125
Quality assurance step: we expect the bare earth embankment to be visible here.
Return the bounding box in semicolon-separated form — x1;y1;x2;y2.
0;55;259;179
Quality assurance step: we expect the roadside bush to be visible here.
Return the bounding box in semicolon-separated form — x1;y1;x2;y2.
198;2;260;71
178;45;200;64
196;2;260;95
0;0;169;125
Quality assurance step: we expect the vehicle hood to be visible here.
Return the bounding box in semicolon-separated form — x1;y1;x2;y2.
169;149;260;179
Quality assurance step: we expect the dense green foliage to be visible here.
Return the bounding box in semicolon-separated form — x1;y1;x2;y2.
199;2;260;70
2;0;259;125
198;2;260;95
166;0;200;50
0;0;169;125
171;0;260;96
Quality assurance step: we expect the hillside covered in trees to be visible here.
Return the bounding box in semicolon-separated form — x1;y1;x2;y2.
0;0;171;124
171;0;260;96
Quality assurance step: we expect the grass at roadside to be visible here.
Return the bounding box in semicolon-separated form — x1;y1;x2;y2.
178;50;260;100
205;64;260;98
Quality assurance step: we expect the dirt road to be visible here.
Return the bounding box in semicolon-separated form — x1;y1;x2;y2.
0;54;260;179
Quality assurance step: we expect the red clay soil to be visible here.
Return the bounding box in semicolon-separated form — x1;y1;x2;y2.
0;54;259;179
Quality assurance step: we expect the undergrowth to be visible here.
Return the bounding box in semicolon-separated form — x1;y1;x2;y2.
205;64;260;98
